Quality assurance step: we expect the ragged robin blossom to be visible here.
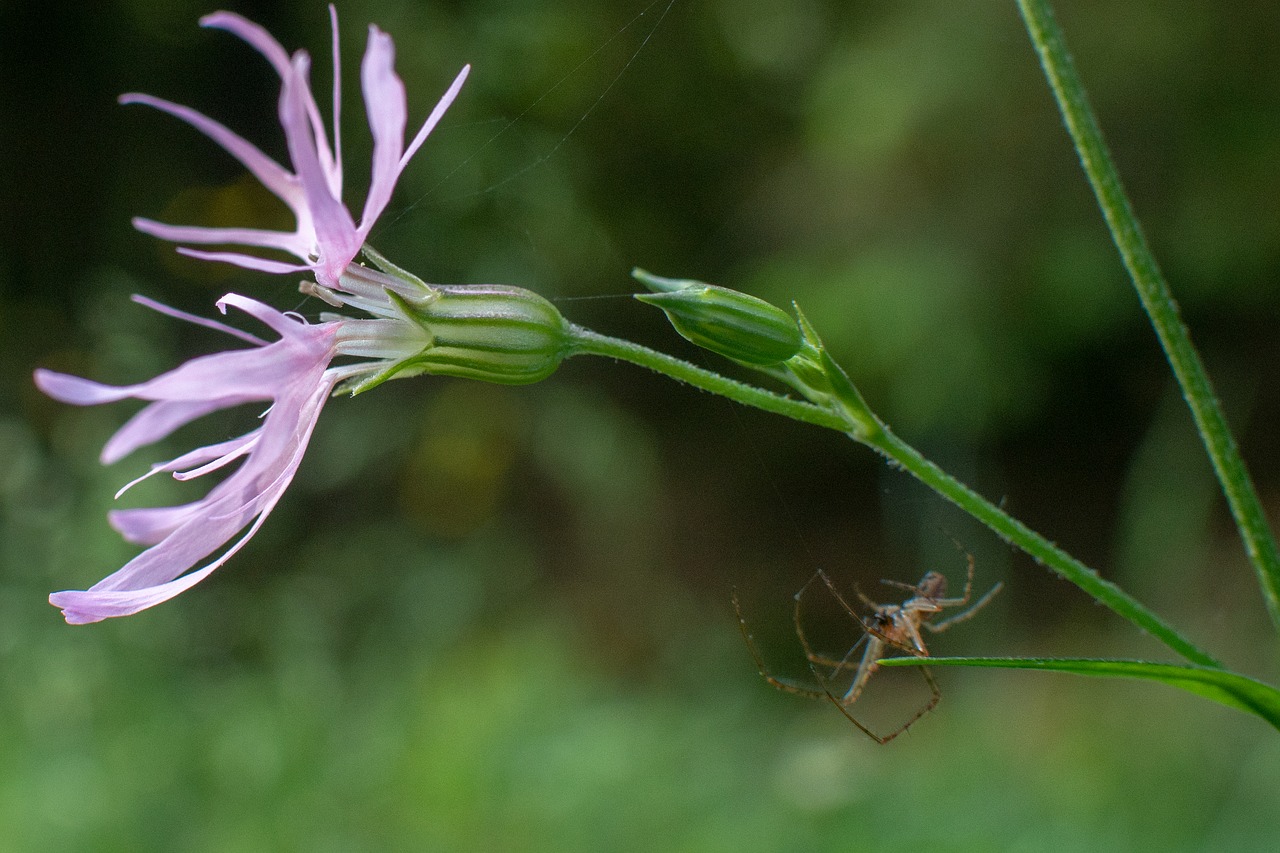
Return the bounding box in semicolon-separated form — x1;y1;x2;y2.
33;8;484;623
34;294;428;623
126;7;469;291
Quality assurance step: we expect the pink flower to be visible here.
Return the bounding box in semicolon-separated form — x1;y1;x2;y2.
34;10;483;623
34;295;352;624
125;8;469;290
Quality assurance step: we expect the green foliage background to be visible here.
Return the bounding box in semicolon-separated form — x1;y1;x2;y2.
3;0;1280;848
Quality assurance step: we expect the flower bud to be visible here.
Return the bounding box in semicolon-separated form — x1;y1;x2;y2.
396;285;571;385
632;269;803;366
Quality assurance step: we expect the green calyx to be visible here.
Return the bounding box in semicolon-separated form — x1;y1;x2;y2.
394;284;572;385
632;269;803;367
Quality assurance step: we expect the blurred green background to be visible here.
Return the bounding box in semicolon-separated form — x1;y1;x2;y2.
4;0;1280;849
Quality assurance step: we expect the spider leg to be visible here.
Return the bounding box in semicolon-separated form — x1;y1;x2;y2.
806;568;865;622
805;633;869;675
811;664;894;744
810;651;942;744
870;663;942;743
926;581;1003;633
878;577;923;595
839;634;884;705
854;587;880;610
732;587;826;699
794;580;869;680
898;616;930;657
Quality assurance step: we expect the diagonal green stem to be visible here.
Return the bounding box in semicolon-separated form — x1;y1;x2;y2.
863;422;1220;667
565;325;847;431
1016;0;1280;632
876;657;1280;730
567;325;1220;668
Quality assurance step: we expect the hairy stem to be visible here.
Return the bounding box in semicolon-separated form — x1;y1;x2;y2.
568;325;1220;667
864;423;1220;667
1016;0;1280;632
565;326;847;431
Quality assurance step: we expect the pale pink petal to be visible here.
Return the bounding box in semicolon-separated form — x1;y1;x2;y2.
294;70;341;199
34;370;134;406
90;495;250;592
361;61;470;240
110;502;210;546
99;350;280;403
42;294;344;624
132;294;267;346
168;433;262;479
174;446;256;481
103;397;249;464
329;5;342;179
113;429;258;502
129;10;467;289
217;292;312;338
175;249;313;277
357;26;408;235
121;94;301;206
200;11;293;78
280;55;358;287
52;561;223;625
109;431;261;544
221;15;342;200
52;375;335;623
401;65;471;171
132;218;310;256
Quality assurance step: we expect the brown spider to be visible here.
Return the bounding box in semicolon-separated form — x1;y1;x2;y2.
734;555;1002;743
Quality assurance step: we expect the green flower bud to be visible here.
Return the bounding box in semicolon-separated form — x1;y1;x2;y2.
396;285;571;385
632;269;803;366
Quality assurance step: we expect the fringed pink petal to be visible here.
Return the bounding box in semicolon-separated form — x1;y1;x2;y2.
130;10;467;288
217;292;315;338
131;218;310;255
121;94;302;207
175;249;313;277
357;25;407;236
109;502;210;546
51;561;223;624
34;370;133;406
401;65;471;172
132;295;268;346
103;398;247;465
45;310;341;624
109;430;264;543
328;5;343;181
200;11;293;79
280;56;360;288
201;10;342;202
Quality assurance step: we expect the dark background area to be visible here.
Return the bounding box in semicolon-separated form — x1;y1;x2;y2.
3;0;1279;848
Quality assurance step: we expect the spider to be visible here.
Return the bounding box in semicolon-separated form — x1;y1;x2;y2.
733;555;1002;743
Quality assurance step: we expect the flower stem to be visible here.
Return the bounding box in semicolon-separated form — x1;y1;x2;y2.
565;326;847;431
568;324;1220;667
865;424;1221;667
1016;0;1280;632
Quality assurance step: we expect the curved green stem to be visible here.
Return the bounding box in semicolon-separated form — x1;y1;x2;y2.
863;423;1221;668
565;325;847;431
876;657;1279;730
568;324;1220;668
1016;0;1280;632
